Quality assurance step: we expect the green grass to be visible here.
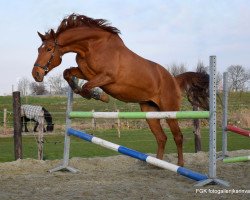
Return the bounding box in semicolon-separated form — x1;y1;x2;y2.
0;94;196;130
0;128;249;162
1;92;250;127
0;95;142;127
0;92;249;162
1;91;249;111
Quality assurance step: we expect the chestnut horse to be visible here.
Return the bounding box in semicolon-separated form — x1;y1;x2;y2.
32;14;208;166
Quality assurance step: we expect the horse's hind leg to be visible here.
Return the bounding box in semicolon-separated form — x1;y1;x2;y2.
140;102;167;160
166;119;184;167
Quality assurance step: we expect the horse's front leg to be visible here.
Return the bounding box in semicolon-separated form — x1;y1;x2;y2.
34;121;39;132
82;72;114;91
21;117;28;132
63;67;110;103
23;117;29;132
80;74;114;103
63;67;87;95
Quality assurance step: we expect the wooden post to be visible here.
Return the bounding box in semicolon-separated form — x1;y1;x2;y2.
3;108;7;135
91;109;96;129
13;91;22;160
193;105;201;152
117;109;121;138
37;113;44;160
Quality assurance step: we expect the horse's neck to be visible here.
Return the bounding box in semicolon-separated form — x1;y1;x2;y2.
58;27;111;54
44;115;52;124
42;108;52;124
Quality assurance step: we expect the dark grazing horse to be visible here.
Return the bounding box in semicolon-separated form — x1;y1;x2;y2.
21;105;54;132
32;14;208;166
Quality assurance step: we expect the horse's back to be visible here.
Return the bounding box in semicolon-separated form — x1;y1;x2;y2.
21;105;43;121
104;45;181;109
82;34;181;109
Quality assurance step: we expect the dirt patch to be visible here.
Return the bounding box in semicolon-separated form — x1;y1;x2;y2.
0;150;249;200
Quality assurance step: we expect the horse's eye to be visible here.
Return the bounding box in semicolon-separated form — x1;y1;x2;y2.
47;48;52;52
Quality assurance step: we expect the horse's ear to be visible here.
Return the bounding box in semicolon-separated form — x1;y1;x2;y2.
37;32;45;41
50;29;56;40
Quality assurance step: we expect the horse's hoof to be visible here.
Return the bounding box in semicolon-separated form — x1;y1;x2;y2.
99;93;110;103
178;162;184;167
73;89;80;94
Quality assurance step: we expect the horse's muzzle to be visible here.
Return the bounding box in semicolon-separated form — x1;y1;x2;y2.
32;66;44;82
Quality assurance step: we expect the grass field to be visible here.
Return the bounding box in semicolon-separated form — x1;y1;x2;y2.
1;127;249;162
0;92;249;162
1;92;250;127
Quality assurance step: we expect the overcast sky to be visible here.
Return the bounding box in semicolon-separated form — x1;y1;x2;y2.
0;0;249;95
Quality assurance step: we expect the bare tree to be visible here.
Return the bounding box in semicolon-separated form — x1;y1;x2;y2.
168;63;187;76
17;77;30;96
48;74;67;95
30;82;48;95
195;60;205;73
227;65;250;91
217;72;223;86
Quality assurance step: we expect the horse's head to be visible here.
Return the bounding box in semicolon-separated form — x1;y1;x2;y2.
46;123;54;132
32;29;62;82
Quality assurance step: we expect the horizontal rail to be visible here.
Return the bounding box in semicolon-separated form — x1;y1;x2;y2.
67;128;208;182
226;125;250;137
69;111;210;119
223;155;250;163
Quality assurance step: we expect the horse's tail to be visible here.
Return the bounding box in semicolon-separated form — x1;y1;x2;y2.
175;70;209;110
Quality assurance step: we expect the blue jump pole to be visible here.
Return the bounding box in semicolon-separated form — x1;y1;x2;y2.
68;128;208;182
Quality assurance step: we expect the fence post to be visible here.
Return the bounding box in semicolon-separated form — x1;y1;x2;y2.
13;91;22;160
3;108;7;135
208;56;217;179
37;113;44;160
49;86;78;173
91;109;96;129
196;56;229;186
222;72;228;158
117;109;121;138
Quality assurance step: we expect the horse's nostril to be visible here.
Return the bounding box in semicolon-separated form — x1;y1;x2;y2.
36;72;40;77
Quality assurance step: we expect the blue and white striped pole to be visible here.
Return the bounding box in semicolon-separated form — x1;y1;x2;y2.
68;128;208;182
